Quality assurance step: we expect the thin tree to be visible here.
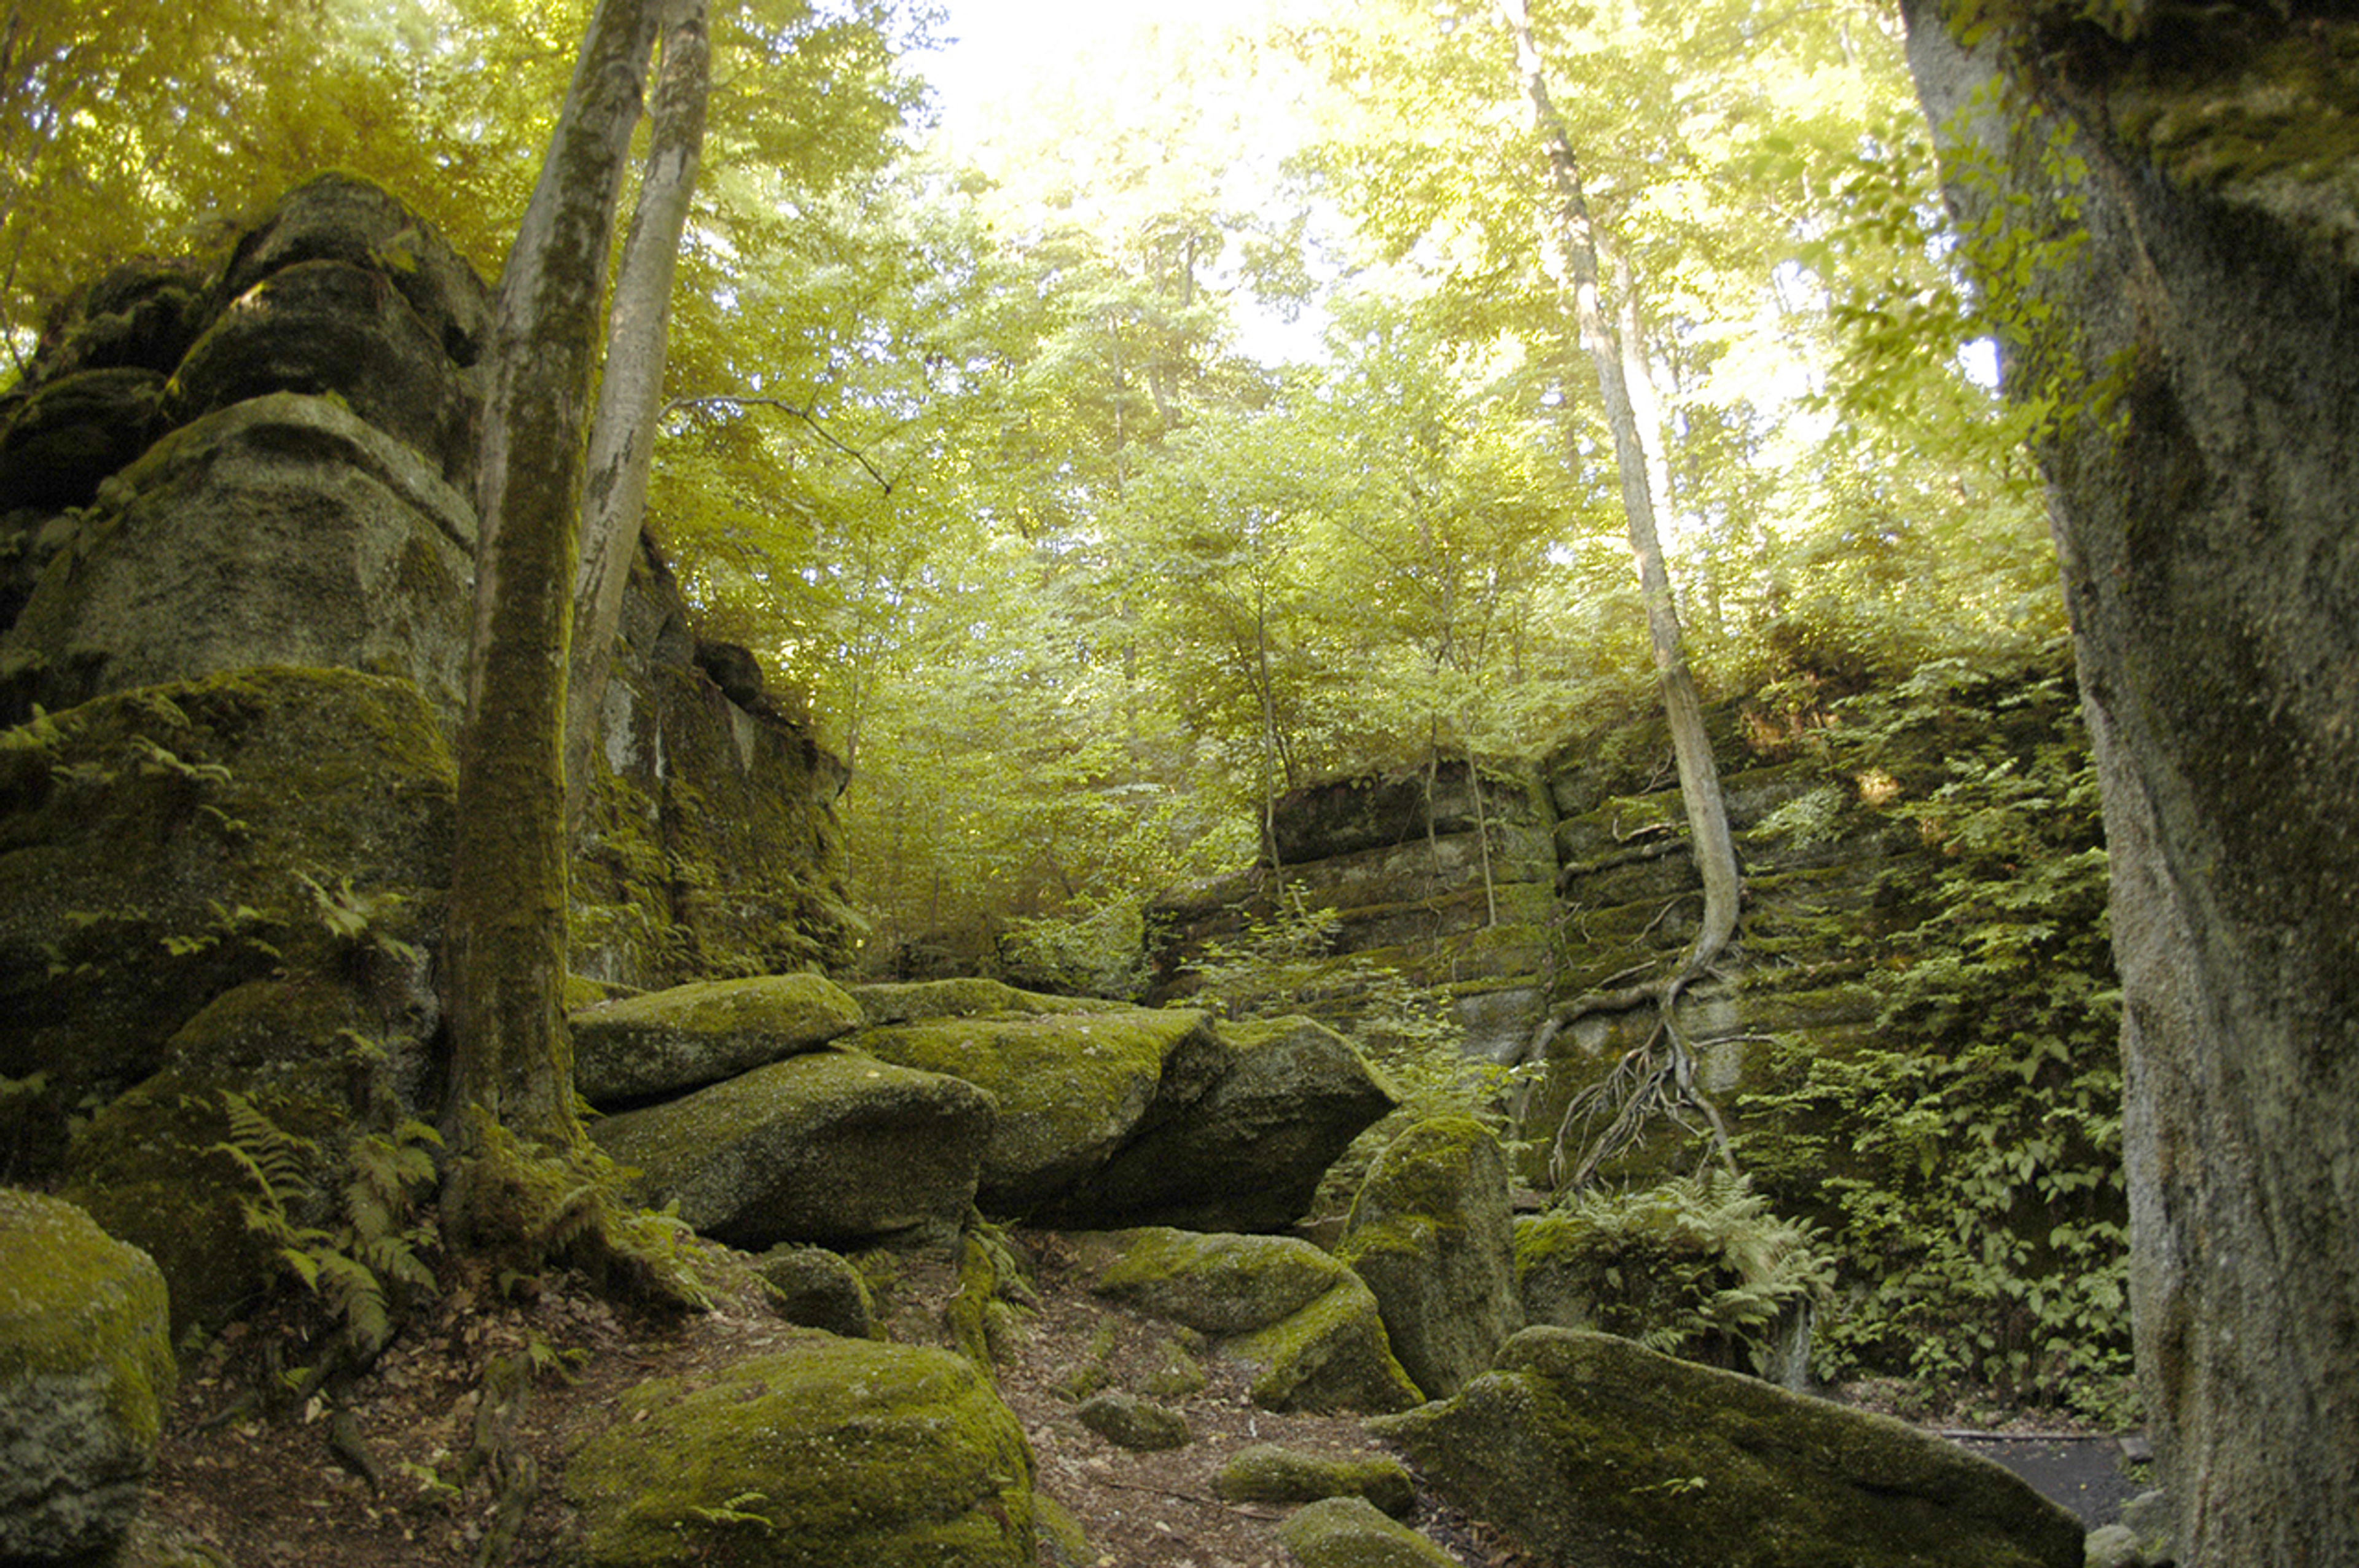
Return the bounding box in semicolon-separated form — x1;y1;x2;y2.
442;0;709;1263
1496;0;1742;1185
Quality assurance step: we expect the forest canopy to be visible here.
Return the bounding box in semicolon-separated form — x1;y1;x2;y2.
4;0;2060;961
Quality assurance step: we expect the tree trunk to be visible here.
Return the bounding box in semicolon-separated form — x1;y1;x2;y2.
1497;0;1738;981
1496;0;1741;1179
565;0;710;833
1904;8;2359;1561
442;0;669;1249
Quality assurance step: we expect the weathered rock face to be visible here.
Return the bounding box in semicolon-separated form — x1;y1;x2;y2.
1904;9;2359;1561
1150;761;1560;1062
0;668;452;1171
562;1337;1038;1568
1334;1116;1522;1400
1374;1327;2085;1568
1035;1016;1398;1233
0;1190;178;1564
854;1008;1230;1214
4;394;479;726
588;1050;998;1249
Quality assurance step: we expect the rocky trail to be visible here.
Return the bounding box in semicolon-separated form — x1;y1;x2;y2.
133;1229;1532;1568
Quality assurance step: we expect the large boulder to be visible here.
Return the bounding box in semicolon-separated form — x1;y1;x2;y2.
847;978;1103;1026
1076;1228;1422;1414
0;394;478;730
0;1190;177;1564
562;1337;1036;1567
211;171;488;370
853;1008;1227;1214
1372;1327;2085;1568
1037;1016;1397;1232
589;1050;996;1248
0;667;454;1175
571;972;865;1105
1334;1115;1522;1399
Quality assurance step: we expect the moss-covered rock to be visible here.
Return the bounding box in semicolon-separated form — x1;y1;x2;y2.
753;1246;878;1340
1274;1496;1462;1568
847;978;1103;1025
855;1010;1226;1214
0;366;166;513
1371;1327;2084;1568
2;395;479;731
1075;1391;1191;1452
1335;1116;1522;1400
1211;1444;1417;1517
63;972;432;1335
1038;1016;1397;1233
571;972;866;1104
0;1189;176;1563
1076;1228;1422;1414
0;667;453;1174
590;1050;996;1248
562;1337;1037;1567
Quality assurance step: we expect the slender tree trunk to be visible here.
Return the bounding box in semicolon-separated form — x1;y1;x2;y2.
1497;0;1737;981
1498;0;1740;1181
442;0;671;1249
565;0;710;833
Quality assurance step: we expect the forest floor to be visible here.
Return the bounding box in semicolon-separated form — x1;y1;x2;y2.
131;1226;2126;1567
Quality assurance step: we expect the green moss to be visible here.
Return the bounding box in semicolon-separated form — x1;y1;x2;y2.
0;1189;176;1440
1275;1496;1462;1567
1232;1278;1424;1414
856;1011;1222;1208
1086;1228;1345;1335
1213;1444;1417;1516
563;1339;1036;1567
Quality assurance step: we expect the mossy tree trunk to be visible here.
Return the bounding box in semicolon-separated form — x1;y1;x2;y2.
443;0;700;1254
1903;5;2359;1560
1497;0;1741;1182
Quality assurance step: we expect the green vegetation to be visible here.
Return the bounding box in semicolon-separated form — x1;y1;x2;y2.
1737;658;2129;1416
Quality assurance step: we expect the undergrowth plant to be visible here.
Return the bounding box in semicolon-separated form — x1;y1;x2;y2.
213;1091;442;1383
1519;1169;1833;1377
1735;656;2132;1418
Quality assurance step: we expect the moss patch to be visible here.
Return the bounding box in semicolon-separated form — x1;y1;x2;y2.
562;1338;1036;1568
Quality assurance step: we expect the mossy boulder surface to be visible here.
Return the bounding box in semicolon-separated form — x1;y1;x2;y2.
1212;1444;1417;1517
562;1337;1036;1568
855;1009;1226;1212
590;1050;996;1248
0;1190;177;1563
1335;1115;1522;1400
571;972;865;1104
0;667;453;1172
1275;1496;1463;1568
847;978;1104;1024
1076;1228;1422;1414
1371;1327;2084;1568
1038;1016;1397;1233
64;972;434;1335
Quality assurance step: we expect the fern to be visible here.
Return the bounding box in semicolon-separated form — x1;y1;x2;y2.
213;1095;442;1365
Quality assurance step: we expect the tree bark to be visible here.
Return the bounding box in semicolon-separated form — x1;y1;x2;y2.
1496;1;1741;1178
564;0;709;833
442;0;669;1248
1903;7;2359;1561
1497;0;1739;983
